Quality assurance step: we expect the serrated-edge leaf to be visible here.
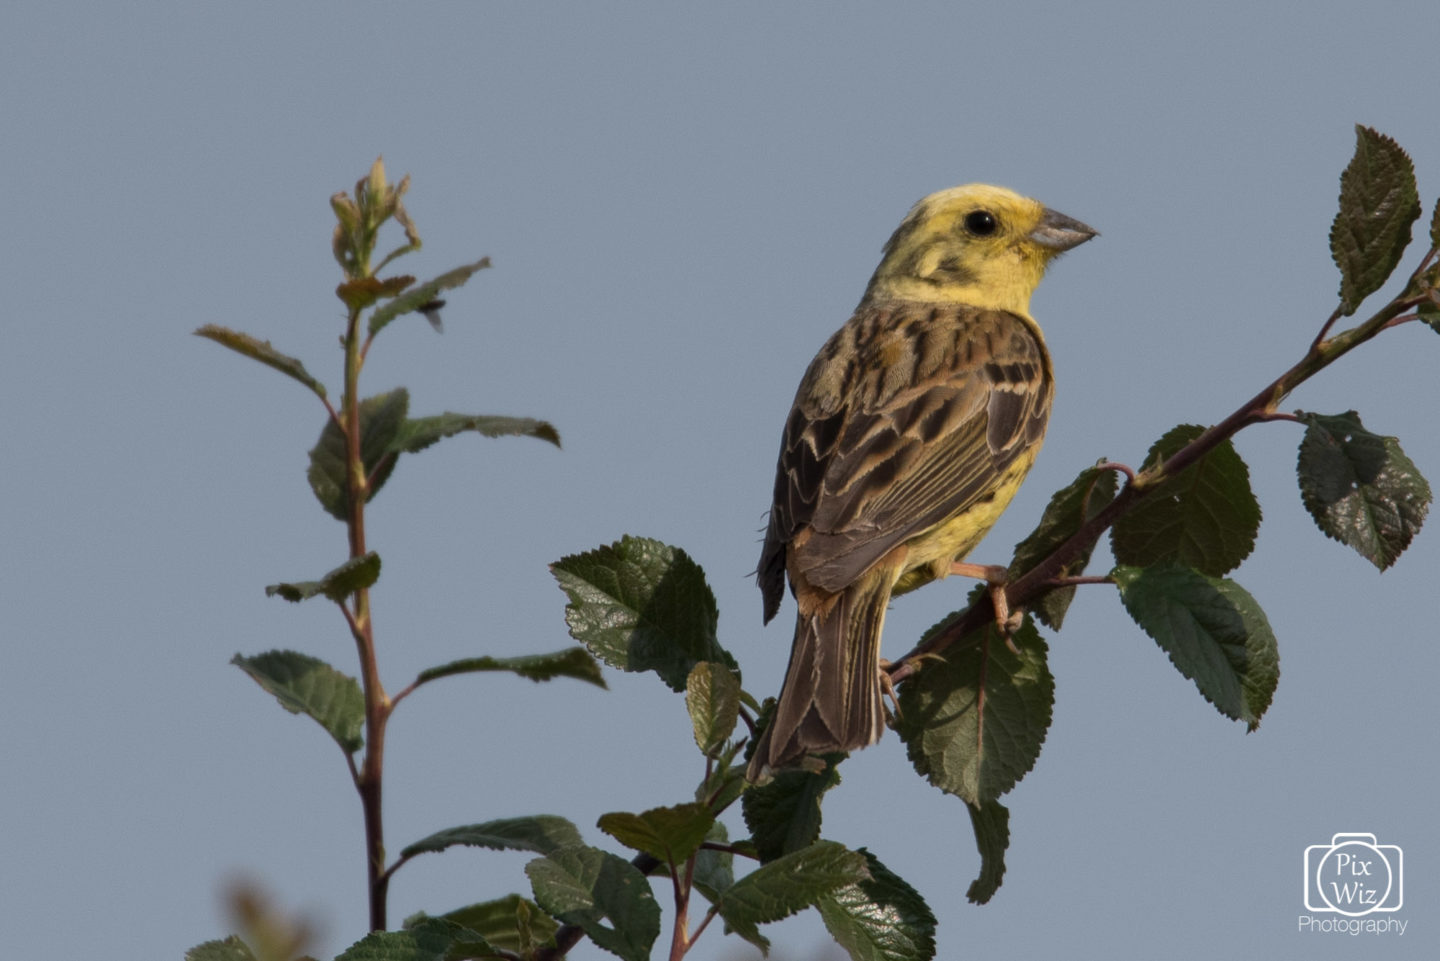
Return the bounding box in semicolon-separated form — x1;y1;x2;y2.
232;650;365;753
195;325;328;400
393;412;561;452
965;800;1010;905
337;275;416;312
405;895;558;959
368;258;492;337
307;389;409;521
596;803;714;866
1417;264;1440;331
718;914;770;956
414;647;606;689
401;816;584;860
263;579;323;603
1330;126;1422;315
185;936;258;961
717;841;870;931
265;552;382;603
895;617;1054;803
1112;565;1279;730
429;921;495;961
692;821;734;905
1297;411;1432;570
816;848;937;961
1009;463;1119;629
741;755;843;863
334;919;455;961
525;845;660;961
1111;424;1261;576
549;536;734;691
321;551;381;600
512;896;540;960
686;661;742;755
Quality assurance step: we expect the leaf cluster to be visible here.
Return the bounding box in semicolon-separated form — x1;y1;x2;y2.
872;123;1437;912
193;131;1440;961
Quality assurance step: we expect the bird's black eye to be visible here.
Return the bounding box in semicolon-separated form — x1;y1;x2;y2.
964;210;998;236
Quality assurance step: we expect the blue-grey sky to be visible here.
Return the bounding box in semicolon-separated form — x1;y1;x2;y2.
3;3;1437;959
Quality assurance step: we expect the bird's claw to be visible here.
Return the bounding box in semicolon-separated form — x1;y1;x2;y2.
878;661;901;723
950;561;1024;652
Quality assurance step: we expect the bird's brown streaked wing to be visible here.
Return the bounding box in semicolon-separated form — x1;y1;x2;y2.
771;305;1051;598
758;402;847;621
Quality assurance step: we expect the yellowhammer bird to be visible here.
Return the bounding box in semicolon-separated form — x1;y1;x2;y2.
748;184;1095;779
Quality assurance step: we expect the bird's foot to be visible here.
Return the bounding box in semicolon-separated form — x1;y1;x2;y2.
949;561;1024;653
878;660;900;723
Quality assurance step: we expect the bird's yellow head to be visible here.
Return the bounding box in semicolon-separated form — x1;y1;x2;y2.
863;183;1096;315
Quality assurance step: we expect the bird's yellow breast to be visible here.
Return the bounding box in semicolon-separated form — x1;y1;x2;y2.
890;444;1042;596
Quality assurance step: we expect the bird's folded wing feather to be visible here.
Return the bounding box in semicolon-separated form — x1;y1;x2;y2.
758;304;1050;608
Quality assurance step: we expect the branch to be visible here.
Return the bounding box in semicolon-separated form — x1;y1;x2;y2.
888;282;1420;682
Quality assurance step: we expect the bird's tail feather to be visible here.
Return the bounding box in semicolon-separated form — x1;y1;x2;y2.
747;581;888;779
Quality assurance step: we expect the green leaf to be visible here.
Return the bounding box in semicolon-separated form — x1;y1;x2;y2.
394;412;561;452
1111;424;1261;576
185;937;258;961
265;552;381;603
597;803;714;867
195;325;328;401
964;800;1010;905
525;845;660;961
368;258;492;337
716;841;870;948
686;661;741;756
550;536;736;691
1329;125;1421;315
337;275;416;312
741;754;843;863
1297;411;1431;570
405;895;558;959
692;821;735;905
1112;565;1279;730
335;919;455;961
1008;463;1118;629
817;849;937;961
306;390;559;522
1406;207;1440;329
232;650;365;753
400;815;584;861
895;616;1053;804
427;923;495;961
414;647;606;689
1416;262;1440;332
308;389;409;521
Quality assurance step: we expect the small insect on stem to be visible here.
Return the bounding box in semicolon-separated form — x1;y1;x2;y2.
418;299;447;331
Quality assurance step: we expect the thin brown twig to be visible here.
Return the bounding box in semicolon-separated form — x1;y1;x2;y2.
339;301;393;932
1095;461;1137;485
667;858;691;961
687;908;717;947
1310;306;1345;353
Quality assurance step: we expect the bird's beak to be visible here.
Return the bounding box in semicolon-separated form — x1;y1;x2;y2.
1030;207;1097;252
